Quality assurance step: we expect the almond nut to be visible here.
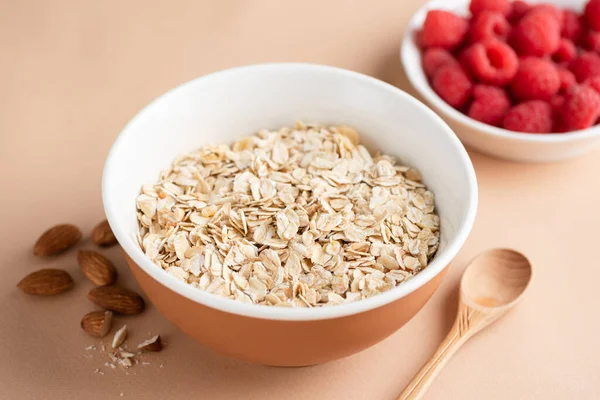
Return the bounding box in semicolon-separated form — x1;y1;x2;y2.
33;224;82;256
81;310;113;337
87;286;145;315
92;219;117;247
137;335;163;352
17;269;74;295
77;250;117;286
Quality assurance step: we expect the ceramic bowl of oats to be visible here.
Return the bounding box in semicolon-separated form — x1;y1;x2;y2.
102;63;477;366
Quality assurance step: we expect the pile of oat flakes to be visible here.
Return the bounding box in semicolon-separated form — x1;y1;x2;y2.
136;122;440;307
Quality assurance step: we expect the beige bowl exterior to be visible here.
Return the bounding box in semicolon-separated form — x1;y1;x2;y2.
126;254;449;367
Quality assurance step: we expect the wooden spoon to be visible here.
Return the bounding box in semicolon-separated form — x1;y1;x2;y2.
397;249;533;400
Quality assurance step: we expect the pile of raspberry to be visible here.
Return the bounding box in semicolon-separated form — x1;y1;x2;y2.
420;0;600;133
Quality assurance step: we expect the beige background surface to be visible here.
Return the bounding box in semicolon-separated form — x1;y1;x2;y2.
1;0;599;399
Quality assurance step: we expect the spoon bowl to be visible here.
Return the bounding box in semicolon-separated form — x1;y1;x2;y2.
398;249;533;400
462;248;533;310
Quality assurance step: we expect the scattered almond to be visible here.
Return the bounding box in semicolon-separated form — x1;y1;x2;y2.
112;325;127;349
137;335;163;352
77;250;118;286
81;310;113;337
87;286;145;315
92;219;117;247
33;224;82;257
17;269;74;295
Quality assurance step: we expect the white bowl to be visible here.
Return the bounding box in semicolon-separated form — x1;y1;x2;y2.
102;63;478;365
402;0;600;163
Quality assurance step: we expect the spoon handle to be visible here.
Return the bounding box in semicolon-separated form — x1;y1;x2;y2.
397;302;489;400
396;323;466;400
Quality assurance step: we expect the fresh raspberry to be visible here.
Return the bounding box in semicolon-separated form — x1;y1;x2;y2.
581;30;600;52
584;75;600;93
422;48;458;78
550;94;565;113
503;101;553;133
569;51;600;82
421;10;469;50
554;121;569;133
469;0;511;17
467;85;511;126
510;9;560;56
469;11;511;42
561;10;583;41
508;1;531;24
585;0;600;32
560;85;600;130
461;38;518;85
558;67;577;93
552;39;577;64
509;57;560;101
432;64;473;108
530;4;563;26
457;47;470;67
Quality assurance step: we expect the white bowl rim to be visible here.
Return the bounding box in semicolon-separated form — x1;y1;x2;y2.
401;0;600;144
102;62;478;321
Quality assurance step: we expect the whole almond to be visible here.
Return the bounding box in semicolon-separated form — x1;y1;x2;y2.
81;310;113;337
87;286;145;315
33;224;82;256
137;335;163;352
77;250;117;286
17;269;74;295
92;219;117;247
